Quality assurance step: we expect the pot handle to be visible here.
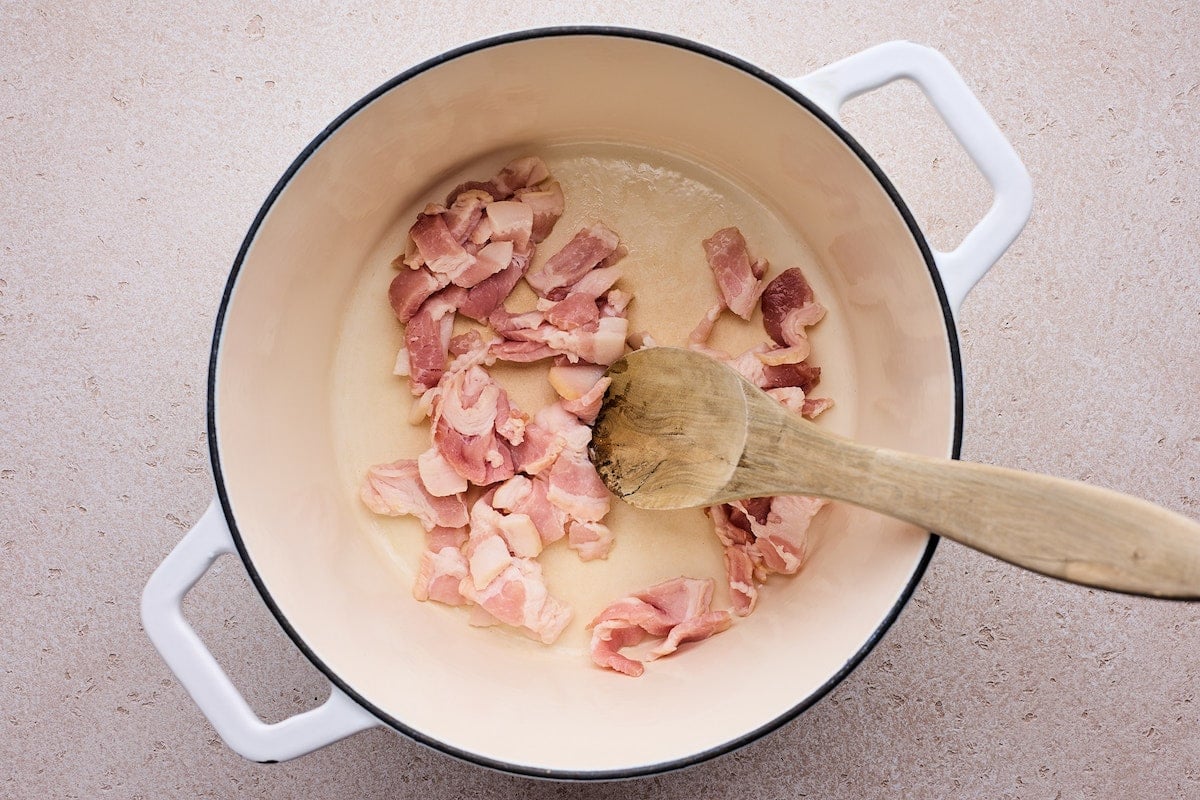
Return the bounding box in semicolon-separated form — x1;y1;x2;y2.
141;498;381;762
791;41;1033;313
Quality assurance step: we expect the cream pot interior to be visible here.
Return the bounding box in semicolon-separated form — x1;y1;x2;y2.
212;31;958;776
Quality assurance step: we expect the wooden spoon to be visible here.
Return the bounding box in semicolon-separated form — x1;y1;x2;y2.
590;347;1200;599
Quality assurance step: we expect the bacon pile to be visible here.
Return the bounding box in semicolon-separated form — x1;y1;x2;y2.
366;157;632;645
687;230;833;617
363;156;832;675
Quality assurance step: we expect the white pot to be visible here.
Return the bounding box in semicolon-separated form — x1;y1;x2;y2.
142;28;1031;779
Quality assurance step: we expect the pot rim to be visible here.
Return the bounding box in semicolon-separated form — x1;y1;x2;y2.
206;25;962;781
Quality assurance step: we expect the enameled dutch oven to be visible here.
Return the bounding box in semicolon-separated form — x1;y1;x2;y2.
142;28;1031;780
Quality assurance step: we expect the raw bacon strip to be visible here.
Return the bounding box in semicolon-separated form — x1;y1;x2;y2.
647;611;732;659
360;459;468;530
588;578;730;677
460;558;572;644
702;227;762;320
413;546;470;606
526;225;621;298
516;180;565;243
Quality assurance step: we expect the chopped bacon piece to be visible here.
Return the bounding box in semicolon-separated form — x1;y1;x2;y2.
448;329;483;357
588;578;731;677
568;520;614;561
388;267;446;323
404;291;460;395
443;189;492;243
413;546;470;606
458;260;525;322
432;365;518;485
484;201;534;253
516;180;564;242
566;266;623;301
460;558;572;644
761;361;821;393
723;544;759;616
497;512;543;558
490;340;559;363
561;376;610;424
465;532;513;591
802;397;834;418
427;525;468;551
444;157;550;206
548;363;607;402
543;316;628;366
598;289;632;318
493;474;567;545
360;459;468;530
409;213;476;277
452;240;512;289
445;179;498;206
546;450;610;523
702;227;762;320
687;299;726;355
526;225;621;298
745;495;826;575
404;305;450;395
491;156;550;198
649;611;733;658
417;446;468;497
544;293;600;330
766;387;832;419
757;343;811;366
510;419;561;475
761;267;825;347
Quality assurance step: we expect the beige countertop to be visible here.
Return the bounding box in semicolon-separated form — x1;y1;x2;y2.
3;2;1198;797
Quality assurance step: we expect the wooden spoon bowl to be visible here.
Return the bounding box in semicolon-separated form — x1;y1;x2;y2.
591;347;1200;599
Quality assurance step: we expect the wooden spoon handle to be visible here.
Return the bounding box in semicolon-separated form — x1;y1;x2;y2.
795;441;1200;598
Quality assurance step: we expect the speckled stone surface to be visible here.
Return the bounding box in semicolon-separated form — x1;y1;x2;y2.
2;2;1198;797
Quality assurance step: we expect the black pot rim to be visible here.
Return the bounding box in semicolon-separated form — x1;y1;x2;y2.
206;25;961;782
